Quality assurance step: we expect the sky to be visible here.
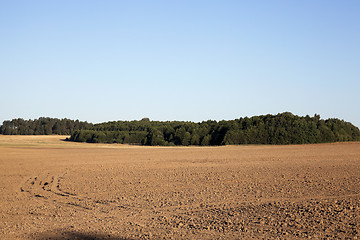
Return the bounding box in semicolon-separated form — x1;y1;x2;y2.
1;1;359;127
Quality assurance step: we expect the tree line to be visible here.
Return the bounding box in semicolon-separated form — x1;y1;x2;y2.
1;113;359;146
69;113;360;145
0;117;92;135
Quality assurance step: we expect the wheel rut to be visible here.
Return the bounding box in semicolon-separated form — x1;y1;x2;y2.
20;172;133;213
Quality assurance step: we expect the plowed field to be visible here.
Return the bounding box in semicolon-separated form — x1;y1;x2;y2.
0;135;360;239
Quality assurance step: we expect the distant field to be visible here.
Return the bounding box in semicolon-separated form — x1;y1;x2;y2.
0;136;359;239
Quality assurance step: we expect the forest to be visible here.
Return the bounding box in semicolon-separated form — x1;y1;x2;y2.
1;113;360;146
0;117;92;135
70;113;360;146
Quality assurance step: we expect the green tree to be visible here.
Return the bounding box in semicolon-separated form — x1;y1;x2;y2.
201;135;211;146
190;133;200;145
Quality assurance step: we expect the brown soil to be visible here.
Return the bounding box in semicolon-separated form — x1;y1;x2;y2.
0;135;360;239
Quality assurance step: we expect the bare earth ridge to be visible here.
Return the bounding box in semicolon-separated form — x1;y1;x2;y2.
0;135;359;239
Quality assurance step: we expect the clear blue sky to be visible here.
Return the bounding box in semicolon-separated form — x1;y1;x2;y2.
1;1;359;127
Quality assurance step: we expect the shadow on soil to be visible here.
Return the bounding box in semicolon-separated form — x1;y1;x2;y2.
33;230;135;240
